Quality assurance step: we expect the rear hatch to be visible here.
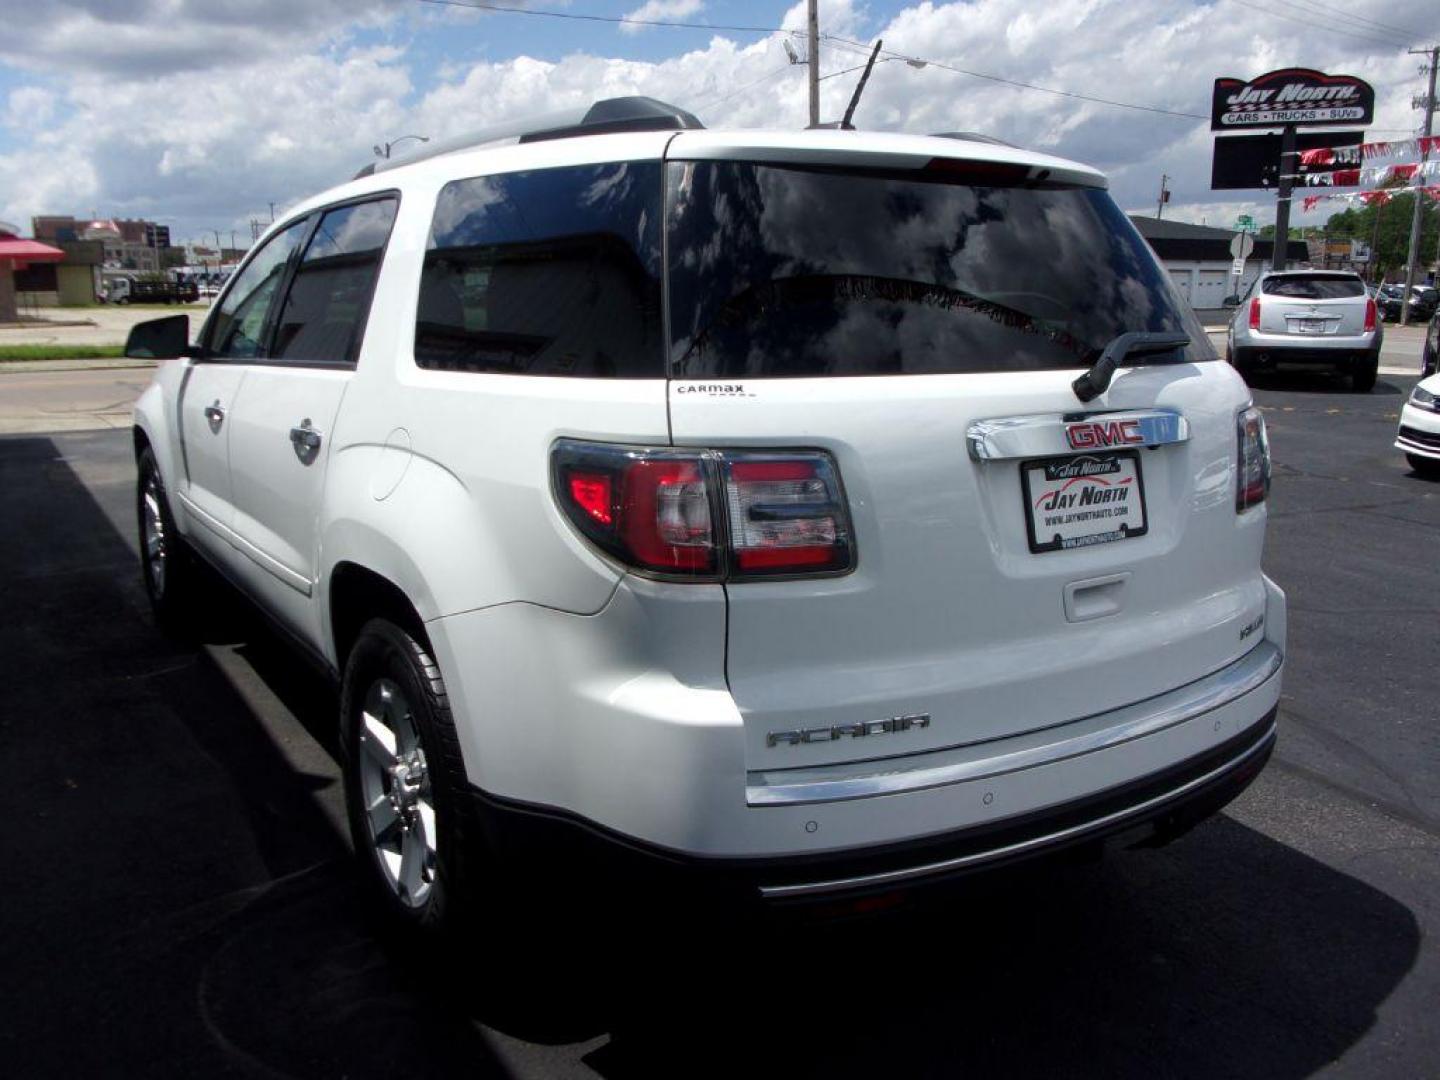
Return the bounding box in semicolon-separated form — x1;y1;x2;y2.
1259;273;1368;336
663;134;1267;772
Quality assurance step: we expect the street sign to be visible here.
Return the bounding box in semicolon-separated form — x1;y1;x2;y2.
1235;214;1255;230
1211;68;1374;130
1230;232;1255;260
1232;257;1246;276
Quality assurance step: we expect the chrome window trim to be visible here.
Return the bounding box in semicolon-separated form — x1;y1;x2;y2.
756;721;1276;899
966;408;1190;462
747;641;1281;807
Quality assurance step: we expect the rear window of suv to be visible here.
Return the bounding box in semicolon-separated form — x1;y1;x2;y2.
1262;275;1365;299
665;160;1211;378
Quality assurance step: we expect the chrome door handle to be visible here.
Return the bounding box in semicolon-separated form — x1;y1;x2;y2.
203;401;225;432
289;420;323;462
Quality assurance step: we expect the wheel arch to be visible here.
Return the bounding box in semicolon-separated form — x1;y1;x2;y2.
328;559;433;677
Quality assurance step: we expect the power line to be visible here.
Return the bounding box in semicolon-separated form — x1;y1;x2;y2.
691;64;793;109
1281;0;1424;40
1236;0;1414;49
414;0;1207;121
415;0;799;36
1275;0;1417;44
822;34;1208;120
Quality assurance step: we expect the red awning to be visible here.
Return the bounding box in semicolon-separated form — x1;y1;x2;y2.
0;238;65;270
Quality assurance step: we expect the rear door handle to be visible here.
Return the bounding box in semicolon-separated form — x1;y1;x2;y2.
203;401;225;432
289;420;323;461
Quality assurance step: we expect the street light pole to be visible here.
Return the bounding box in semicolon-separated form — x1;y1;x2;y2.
1401;45;1438;326
374;134;430;159
806;0;820;128
1156;174;1170;220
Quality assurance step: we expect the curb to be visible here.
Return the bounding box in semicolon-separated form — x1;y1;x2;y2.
0;358;158;375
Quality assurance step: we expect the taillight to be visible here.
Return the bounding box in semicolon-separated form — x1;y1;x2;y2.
722;456;851;576
1248;297;1261;330
1363;298;1377;332
551;441;854;580
1236;406;1270;513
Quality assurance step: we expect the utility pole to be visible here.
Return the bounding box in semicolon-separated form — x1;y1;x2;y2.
1401;45;1438;326
806;0;820;128
1156;174;1170;219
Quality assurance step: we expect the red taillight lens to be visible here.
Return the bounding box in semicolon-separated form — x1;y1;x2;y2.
618;458;714;572
567;471;613;526
1236;406;1270;513
1248;297;1261;330
552;441;853;580
1363;298;1377;332
723;456;851;575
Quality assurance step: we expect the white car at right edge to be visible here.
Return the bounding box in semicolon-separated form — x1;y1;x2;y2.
1397;373;1440;478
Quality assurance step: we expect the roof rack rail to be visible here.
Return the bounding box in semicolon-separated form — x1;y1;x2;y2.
355;96;703;179
931;131;1017;148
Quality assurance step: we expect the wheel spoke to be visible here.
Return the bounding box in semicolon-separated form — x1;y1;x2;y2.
368;795;401;847
398;830;424;899
360;711;397;769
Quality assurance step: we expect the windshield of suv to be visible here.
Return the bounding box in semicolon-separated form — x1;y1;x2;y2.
665;160;1211;378
1263;275;1365;299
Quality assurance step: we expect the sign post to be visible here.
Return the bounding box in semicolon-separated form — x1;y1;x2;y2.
1229;228;1255;296
1272;124;1297;271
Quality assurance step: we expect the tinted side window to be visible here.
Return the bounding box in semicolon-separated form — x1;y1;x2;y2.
207;219;308;359
416;162;663;378
272;198;399;365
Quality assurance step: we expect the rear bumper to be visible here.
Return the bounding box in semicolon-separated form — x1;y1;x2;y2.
1233;340;1377;368
471;704;1277;905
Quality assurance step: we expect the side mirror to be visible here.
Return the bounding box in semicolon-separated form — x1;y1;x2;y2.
124;314;192;359
1222;295;1241;308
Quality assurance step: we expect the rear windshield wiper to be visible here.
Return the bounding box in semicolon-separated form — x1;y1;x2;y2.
1072;331;1190;403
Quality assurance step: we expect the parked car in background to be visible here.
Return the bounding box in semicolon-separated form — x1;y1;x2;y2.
1396;372;1440;477
1422;309;1439;378
1226;270;1380;391
128;96;1285;935
1375;283;1439;323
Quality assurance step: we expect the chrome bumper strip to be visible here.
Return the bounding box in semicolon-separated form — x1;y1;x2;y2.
758;719;1276;899
747;641;1282;807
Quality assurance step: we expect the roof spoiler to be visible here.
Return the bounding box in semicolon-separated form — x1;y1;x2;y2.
354;96;704;179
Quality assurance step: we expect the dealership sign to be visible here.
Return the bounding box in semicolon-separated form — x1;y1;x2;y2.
1211;68;1374;130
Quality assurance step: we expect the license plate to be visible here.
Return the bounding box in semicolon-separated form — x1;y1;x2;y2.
1295;318;1326;333
1021;451;1147;554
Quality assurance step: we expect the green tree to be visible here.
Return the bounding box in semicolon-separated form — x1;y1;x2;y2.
1324;191;1440;282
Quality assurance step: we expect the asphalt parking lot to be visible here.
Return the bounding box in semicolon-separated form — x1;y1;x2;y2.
2;370;1438;1078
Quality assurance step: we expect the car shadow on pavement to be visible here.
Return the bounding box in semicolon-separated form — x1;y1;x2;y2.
0;433;1423;1079
1240;371;1406;396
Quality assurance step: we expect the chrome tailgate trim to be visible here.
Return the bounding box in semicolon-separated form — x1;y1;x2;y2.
747;641;1282;807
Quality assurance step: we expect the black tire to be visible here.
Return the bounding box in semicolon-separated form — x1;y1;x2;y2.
1351;355;1378;393
136;445;197;632
1407;453;1440;478
339;618;482;939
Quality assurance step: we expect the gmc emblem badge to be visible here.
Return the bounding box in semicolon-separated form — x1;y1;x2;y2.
1066;419;1145;450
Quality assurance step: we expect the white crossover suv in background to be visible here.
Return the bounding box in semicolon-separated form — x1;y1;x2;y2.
1226;269;1381;391
129;97;1285;930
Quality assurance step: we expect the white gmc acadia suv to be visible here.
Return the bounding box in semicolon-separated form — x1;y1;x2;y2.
128;97;1286;929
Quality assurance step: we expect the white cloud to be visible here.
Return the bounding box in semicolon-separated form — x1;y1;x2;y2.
620;0;706;35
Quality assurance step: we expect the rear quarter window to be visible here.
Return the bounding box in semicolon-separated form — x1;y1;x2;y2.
415;162;663;378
